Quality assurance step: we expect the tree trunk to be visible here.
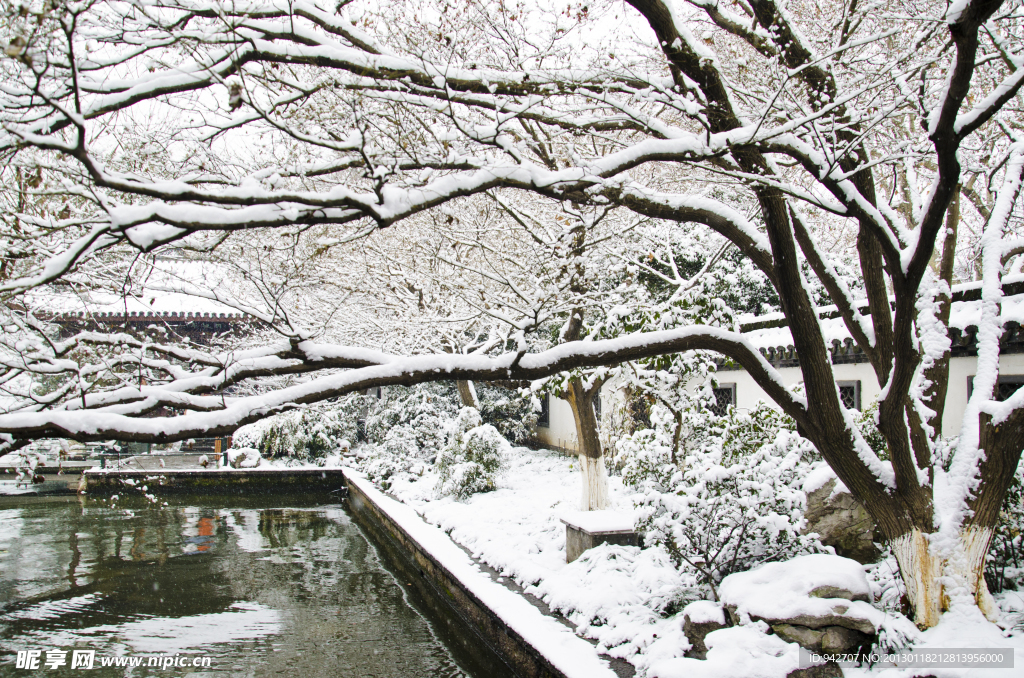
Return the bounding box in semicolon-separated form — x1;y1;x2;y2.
456;380;479;409
891;526;997;628
922;186;960;434
565;376;608;510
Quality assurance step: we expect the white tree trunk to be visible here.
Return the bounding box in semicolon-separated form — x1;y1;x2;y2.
579;453;609;510
891;526;998;628
456;380;479;409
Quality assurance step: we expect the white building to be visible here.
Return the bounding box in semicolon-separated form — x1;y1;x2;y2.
538;279;1024;446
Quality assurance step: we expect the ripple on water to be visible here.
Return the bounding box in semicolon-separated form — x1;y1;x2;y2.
0;496;475;677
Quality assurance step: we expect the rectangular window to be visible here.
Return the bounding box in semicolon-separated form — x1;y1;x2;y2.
594;395;602;421
538;393;550;428
968;375;1024;401
838;380;861;410
710;384;736;416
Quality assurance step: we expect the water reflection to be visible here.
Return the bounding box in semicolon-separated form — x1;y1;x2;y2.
0;496;473;677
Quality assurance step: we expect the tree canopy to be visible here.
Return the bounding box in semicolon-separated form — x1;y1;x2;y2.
1;0;1023;626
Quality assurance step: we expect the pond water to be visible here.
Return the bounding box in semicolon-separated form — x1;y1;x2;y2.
0;495;489;677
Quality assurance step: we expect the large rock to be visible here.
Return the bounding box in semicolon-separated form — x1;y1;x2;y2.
719;554;882;652
681;600;728;659
803;473;880;564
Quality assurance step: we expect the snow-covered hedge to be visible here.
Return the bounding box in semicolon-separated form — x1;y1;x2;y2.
435;407;510;499
232;395;369;463
477;383;538;445
618;402;825;600
988;459;1024;593
364;383;458;459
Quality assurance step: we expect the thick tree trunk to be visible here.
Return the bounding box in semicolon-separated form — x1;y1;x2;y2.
565;377;608;510
891;526;997;628
456;380;479;409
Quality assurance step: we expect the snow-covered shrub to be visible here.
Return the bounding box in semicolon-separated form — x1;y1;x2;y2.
619;402;825;601
232;395;368;463
435;407;510;499
477;383;538;445
362;447;409;491
364;383;458;460
987;458;1024;593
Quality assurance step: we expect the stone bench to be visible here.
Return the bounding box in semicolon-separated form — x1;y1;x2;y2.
560;511;639;563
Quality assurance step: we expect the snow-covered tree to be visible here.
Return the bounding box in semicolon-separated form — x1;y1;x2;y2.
0;0;1023;627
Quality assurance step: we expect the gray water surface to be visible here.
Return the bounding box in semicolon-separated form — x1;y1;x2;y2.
0;495;483;677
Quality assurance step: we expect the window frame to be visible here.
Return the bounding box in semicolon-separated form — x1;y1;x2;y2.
710;383;736;416
837;380;862;411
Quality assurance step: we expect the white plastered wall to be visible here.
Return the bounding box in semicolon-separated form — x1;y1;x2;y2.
533;381;625;452
718;353;1024;435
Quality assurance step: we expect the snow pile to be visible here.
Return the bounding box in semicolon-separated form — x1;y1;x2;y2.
529;543;693;673
650;622;799;678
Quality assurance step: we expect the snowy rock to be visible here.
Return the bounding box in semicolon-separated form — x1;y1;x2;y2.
719;555;881;652
802;472;880;564
682;600;728;659
228;447;262;469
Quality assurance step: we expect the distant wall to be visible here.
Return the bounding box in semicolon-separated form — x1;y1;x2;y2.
539;354;1024;440
533;382;624;453
720;354;1024;435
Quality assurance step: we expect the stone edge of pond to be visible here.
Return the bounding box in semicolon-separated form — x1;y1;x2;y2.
343;470;619;678
81;468;348;495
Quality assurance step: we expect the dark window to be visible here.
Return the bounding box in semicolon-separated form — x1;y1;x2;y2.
710;384;736;416
838;381;861;410
968;375;1024;401
594;395;602;421
997;377;1024;401
538;393;550;428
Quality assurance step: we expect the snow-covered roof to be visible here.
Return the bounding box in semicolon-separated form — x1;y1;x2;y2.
729;278;1024;369
23;258;242;317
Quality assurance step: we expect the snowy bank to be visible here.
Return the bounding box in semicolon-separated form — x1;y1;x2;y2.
343;470;618;678
371;447;1024;678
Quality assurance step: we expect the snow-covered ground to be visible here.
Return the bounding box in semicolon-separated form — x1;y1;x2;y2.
359;446;1024;678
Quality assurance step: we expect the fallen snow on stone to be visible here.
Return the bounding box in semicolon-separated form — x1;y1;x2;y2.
718;554;878;627
560;509;636;533
650;622;799;678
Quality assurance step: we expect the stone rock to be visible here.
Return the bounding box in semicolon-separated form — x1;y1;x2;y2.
682;604;728;660
809;584;870;603
725;605;875;636
803;478;880;564
821;625;871;653
772;623;825;650
787;663;843;678
770;622;872;654
770;612;875;635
